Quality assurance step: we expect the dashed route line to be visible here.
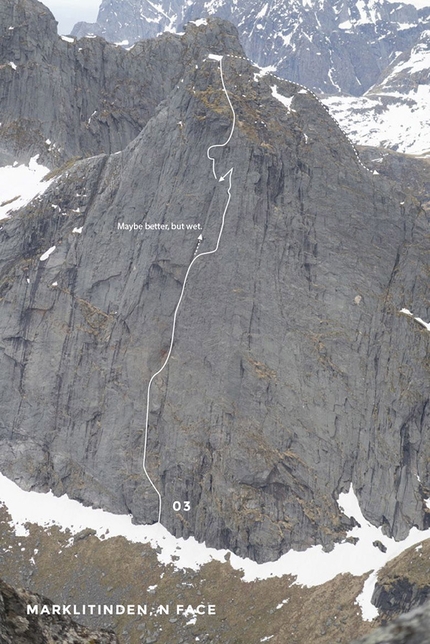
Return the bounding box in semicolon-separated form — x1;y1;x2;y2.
142;54;235;524
225;53;376;175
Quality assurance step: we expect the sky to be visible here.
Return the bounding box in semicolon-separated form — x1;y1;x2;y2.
42;0;430;34
394;0;430;5
42;0;430;35
42;0;100;34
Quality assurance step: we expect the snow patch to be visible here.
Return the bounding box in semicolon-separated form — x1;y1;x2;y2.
255;3;269;19
279;32;292;47
414;317;430;332
0;156;53;221
383;45;430;81
328;68;342;91
40;246;56;262
253;61;277;77
400;307;430;330
357;571;379;621
271;85;295;111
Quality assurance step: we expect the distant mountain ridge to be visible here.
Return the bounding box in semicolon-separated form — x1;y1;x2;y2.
72;0;430;96
323;28;430;155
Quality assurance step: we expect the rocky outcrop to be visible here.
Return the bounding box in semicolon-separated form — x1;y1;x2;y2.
372;578;430;618
351;601;430;644
1;6;430;563
0;578;118;644
359;147;430;211
369;539;430;619
72;0;430;96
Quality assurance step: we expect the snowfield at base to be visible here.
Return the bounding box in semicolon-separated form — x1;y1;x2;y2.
1;473;430;621
0;156;53;220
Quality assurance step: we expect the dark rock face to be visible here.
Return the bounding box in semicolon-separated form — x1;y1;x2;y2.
359;147;430;212
1;0;244;166
1;5;430;563
373;578;430;618
351;601;430;644
71;0;430;96
0;578;118;644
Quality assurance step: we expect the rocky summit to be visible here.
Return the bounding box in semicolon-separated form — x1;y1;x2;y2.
0;0;430;567
70;0;430;157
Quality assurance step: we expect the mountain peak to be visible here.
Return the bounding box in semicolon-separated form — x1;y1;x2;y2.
71;0;430;96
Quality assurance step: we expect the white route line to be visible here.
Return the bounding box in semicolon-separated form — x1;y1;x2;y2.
207;57;236;180
142;55;236;524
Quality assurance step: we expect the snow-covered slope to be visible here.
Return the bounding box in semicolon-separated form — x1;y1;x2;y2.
322;30;430;155
72;0;430;95
3;472;430;622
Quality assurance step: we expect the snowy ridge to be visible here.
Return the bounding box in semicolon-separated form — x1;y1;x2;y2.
248;57;376;174
2;472;430;622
